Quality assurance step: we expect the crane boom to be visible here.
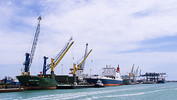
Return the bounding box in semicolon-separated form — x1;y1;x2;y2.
23;16;41;74
43;37;73;75
80;43;88;69
133;66;139;79
129;64;134;78
73;49;92;74
72;49;92;84
51;41;74;72
54;37;73;64
29;16;41;67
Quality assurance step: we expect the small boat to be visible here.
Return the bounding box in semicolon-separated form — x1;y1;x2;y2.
94;80;104;87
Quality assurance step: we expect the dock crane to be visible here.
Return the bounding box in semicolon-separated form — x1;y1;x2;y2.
129;64;134;79
23;16;41;75
80;43;88;69
72;49;92;84
43;37;73;75
50;41;74;74
73;43;89;80
133;66;139;80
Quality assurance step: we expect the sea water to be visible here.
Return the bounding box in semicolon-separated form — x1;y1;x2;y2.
0;83;177;100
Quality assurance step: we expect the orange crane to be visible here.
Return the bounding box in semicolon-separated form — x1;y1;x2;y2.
50;41;74;73
72;49;92;84
43;37;73;75
133;66;139;80
129;64;134;79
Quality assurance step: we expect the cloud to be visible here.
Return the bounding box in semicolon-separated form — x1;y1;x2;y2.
40;0;177;80
0;0;177;80
40;0;177;44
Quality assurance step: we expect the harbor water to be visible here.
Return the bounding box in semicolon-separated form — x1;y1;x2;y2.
0;83;177;100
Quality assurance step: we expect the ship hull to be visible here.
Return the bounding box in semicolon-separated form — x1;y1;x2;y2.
16;73;58;90
22;86;56;90
85;78;123;86
123;79;131;85
157;79;166;83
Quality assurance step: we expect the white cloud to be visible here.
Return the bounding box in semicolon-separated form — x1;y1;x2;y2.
39;0;177;80
0;0;177;80
40;0;177;45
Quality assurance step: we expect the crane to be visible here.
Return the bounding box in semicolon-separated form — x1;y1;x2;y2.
23;16;42;75
43;37;73;75
80;43;88;69
50;41;74;74
129;64;134;79
72;49;92;83
133;66;139;80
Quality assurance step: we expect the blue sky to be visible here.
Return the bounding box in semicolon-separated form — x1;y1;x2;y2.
121;36;177;53
0;0;177;80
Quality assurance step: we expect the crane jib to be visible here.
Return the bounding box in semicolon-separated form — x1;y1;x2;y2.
43;37;73;75
29;23;40;67
80;43;88;69
23;16;41;74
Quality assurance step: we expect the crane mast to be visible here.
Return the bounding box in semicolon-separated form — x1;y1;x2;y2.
23;16;41;75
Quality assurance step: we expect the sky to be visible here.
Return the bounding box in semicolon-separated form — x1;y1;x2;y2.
0;0;177;80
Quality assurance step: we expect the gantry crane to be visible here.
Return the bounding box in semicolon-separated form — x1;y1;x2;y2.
43;37;73;75
23;16;42;75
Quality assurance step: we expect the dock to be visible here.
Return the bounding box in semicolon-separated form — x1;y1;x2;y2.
0;88;24;93
140;72;166;84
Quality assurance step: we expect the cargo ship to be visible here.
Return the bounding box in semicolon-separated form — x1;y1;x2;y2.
157;78;166;83
85;65;123;86
16;72;58;90
16;16;74;90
